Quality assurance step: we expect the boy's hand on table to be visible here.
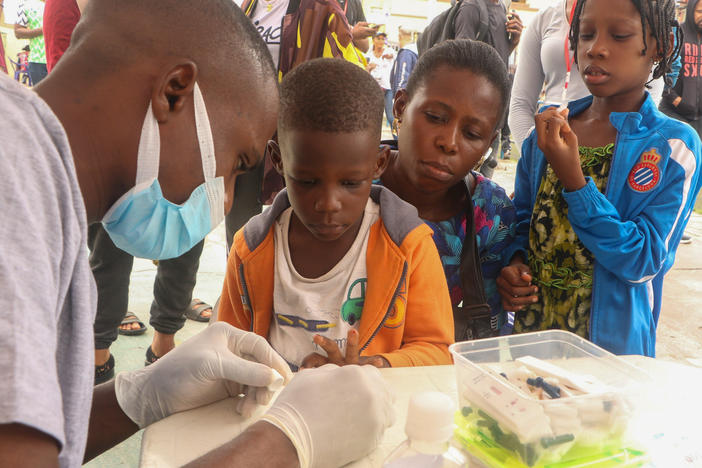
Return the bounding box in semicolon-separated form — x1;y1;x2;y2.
497;258;539;312
535;107;586;192
300;330;390;369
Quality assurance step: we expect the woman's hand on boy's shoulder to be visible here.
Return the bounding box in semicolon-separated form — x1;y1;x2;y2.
497;257;539;312
300;330;390;369
535;108;586;191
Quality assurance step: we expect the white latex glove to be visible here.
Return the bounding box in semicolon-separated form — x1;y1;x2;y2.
262;364;395;468
115;322;292;428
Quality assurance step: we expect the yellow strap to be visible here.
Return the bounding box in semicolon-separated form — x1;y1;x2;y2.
325;31;365;68
244;0;255;16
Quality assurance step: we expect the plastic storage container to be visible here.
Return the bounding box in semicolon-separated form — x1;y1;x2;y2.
449;330;651;467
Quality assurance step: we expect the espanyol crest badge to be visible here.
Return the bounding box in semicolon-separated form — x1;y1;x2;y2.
628;148;661;192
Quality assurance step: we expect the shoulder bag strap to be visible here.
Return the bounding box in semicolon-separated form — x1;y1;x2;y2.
453;175;494;341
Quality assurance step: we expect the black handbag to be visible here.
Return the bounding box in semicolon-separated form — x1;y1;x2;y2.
452;181;498;342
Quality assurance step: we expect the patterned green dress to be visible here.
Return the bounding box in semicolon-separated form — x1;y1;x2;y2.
17;1;46;65
514;144;614;338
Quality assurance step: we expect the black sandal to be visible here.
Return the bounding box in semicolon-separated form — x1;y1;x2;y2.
95;354;115;385
145;346;161;366
118;311;147;336
185;299;212;323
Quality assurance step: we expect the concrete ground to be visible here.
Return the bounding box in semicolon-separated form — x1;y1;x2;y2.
86;157;702;467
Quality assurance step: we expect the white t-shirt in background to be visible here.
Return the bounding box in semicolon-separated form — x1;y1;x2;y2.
250;0;290;69
269;200;380;369
508;1;589;151
366;46;396;91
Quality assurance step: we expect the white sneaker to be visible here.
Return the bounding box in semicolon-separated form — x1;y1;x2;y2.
680;234;692;244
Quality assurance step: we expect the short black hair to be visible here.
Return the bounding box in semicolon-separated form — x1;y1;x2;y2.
279;58;384;137
570;0;682;84
405;39;510;128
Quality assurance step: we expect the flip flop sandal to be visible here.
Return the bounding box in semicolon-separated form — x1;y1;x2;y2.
95;354;115;385
185;299;212;323
118;311;147;336
145;346;161;366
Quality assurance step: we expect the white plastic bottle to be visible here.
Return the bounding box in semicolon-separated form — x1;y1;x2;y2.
383;391;467;468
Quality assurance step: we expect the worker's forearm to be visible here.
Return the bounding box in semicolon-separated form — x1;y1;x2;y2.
83;381;139;463
185;421;300;468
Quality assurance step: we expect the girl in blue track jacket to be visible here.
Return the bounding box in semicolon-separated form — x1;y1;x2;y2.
497;0;702;357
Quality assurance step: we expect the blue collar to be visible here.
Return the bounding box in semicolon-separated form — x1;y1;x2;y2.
566;92;661;138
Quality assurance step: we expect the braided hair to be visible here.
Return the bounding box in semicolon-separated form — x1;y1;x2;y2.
569;0;682;84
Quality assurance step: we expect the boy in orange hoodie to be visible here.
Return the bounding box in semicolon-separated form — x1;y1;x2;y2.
218;58;453;370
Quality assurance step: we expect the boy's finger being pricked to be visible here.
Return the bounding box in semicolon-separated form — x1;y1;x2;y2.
344;329;361;365
313;335;344;364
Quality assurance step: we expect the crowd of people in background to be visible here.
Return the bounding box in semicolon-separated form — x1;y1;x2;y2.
0;0;701;466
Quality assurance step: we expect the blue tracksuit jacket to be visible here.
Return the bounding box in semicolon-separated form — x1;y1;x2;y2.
504;93;702;356
390;44;418;96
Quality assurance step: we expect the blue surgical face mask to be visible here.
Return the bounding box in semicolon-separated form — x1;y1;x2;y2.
102;83;225;260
